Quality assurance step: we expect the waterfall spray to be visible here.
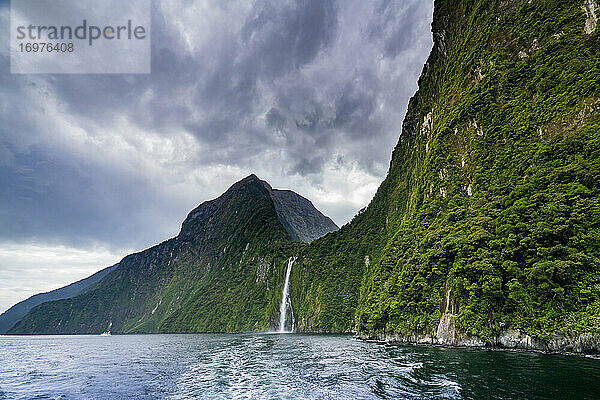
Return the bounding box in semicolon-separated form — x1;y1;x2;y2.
279;257;295;333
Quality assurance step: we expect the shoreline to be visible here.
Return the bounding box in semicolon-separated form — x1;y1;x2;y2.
356;331;600;358
4;330;600;359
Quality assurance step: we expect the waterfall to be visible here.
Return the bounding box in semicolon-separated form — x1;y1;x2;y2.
279;257;295;333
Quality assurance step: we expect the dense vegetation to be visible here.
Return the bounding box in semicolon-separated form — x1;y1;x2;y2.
285;0;599;341
356;0;600;341
11;176;309;334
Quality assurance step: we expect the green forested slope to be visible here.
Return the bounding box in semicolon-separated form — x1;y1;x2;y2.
0;263;117;334
10;176;307;334
355;0;600;343
290;0;599;340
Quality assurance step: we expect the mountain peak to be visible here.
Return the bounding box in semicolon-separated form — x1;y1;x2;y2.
181;175;337;243
236;174;339;242
236;173;262;185
225;174;272;193
243;173;260;181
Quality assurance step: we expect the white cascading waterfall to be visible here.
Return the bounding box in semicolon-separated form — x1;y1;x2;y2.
279;257;296;333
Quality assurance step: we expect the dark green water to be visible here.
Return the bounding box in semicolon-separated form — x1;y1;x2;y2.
0;334;598;399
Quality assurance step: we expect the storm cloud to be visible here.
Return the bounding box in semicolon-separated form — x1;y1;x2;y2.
0;0;433;311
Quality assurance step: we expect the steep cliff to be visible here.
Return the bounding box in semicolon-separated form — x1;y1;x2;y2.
279;0;600;355
353;0;600;351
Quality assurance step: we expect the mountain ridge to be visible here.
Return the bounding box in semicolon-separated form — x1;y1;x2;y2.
8;175;335;334
0;264;118;334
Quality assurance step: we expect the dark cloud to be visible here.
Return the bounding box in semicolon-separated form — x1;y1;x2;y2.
0;0;434;252
266;108;287;133
240;0;338;77
0;142;188;250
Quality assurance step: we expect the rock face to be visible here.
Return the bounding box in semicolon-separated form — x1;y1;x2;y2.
8;175;336;334
360;328;600;355
271;189;338;243
434;282;485;347
583;0;598;34
0;264;117;333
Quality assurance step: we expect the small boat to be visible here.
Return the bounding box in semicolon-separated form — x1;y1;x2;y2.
100;331;111;336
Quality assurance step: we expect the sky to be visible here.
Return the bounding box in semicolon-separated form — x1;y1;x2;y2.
0;0;433;313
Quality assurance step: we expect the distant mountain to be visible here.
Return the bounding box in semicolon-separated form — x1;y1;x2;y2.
9;175;336;334
0;264;117;333
271;189;338;243
181;175;338;244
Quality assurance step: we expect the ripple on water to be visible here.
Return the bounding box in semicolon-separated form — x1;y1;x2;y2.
1;334;599;399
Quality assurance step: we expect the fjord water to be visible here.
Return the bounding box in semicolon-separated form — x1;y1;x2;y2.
1;334;599;399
